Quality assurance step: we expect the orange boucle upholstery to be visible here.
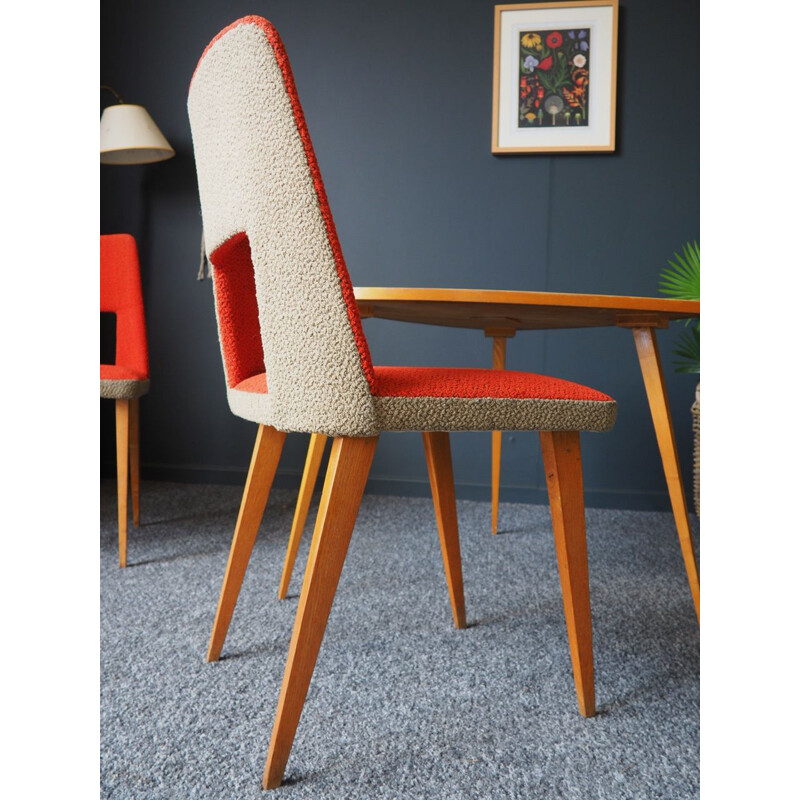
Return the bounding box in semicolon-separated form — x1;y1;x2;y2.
207;232;265;388
100;234;150;399
372;366;613;402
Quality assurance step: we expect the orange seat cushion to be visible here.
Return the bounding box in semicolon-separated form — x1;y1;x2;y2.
372;366;612;402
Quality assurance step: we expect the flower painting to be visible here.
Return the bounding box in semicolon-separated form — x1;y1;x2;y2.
493;1;617;153
519;28;590;127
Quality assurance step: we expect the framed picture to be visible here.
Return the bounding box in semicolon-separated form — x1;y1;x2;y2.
492;0;619;153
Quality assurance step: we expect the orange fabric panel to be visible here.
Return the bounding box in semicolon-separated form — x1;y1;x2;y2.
101;364;148;382
209;233;266;388
373;366;613;402
100;234;149;378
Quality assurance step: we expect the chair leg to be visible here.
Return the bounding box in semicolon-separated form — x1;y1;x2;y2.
539;430;595;718
129;397;141;527
115;400;130;568
491;335;507;534
263;435;378;790
278;433;328;599
491;429;502;534
422;432;466;629
206;424;287;662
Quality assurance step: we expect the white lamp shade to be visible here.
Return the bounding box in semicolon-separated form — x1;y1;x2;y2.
100;104;175;164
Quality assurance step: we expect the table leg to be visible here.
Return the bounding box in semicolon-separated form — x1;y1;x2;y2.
632;327;700;621
491;336;507;534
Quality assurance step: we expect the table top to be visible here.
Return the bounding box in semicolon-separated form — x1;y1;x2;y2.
353;287;699;333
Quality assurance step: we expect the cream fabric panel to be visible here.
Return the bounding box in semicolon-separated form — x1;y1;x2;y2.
189;22;377;436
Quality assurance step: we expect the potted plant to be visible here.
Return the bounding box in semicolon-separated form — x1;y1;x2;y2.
659;241;700;515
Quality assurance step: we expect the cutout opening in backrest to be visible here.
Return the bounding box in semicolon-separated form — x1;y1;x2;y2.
209;231;266;388
100;312;117;365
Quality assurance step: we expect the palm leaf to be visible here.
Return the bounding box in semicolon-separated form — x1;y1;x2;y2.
672;324;700;373
658;241;700;372
659;240;699;300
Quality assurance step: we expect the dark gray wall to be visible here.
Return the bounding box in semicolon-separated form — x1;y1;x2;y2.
101;0;699;511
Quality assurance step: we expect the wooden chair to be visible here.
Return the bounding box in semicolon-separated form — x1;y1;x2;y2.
188;16;617;789
100;233;150;568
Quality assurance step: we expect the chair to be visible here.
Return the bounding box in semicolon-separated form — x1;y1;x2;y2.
100;233;150;568
188;16;616;789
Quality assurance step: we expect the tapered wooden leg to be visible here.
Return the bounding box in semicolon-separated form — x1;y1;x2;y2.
115;399;130;568
632;327;700;622
278;433;328;599
491;336;507;534
206;424;287;662
263;435;378;790
422;432;466;629
540;430;595;718
129;397;141;527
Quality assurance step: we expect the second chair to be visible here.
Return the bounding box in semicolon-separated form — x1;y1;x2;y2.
100;233;150;568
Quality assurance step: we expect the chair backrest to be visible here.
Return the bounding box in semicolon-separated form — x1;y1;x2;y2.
188;16;378;437
100;233;149;377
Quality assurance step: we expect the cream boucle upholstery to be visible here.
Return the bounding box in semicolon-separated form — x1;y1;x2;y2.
100;378;150;400
189;21;377;437
227;390;616;433
374;396;615;432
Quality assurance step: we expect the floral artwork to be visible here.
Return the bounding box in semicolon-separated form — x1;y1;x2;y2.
519;28;590;127
493;1;617;152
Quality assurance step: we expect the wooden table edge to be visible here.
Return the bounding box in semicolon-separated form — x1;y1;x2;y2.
353;286;699;317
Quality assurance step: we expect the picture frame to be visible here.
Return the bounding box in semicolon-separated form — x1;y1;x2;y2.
492;0;619;153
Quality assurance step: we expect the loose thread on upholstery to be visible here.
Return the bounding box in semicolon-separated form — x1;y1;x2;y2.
197;230;207;280
197;230;213;280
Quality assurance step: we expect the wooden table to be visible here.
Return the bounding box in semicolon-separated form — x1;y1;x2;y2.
354;287;700;620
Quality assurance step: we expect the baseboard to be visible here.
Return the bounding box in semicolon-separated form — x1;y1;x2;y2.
100;461;673;512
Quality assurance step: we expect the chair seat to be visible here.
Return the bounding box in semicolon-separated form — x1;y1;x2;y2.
230;366;616;433
101;364;150;399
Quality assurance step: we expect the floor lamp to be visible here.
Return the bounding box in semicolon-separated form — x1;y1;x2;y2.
100;84;173;564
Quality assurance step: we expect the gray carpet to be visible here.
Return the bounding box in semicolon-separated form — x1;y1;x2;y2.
100;479;699;799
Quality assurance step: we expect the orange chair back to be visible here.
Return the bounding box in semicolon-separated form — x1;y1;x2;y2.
100;233;149;378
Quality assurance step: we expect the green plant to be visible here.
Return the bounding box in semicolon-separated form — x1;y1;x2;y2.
659;241;700;373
